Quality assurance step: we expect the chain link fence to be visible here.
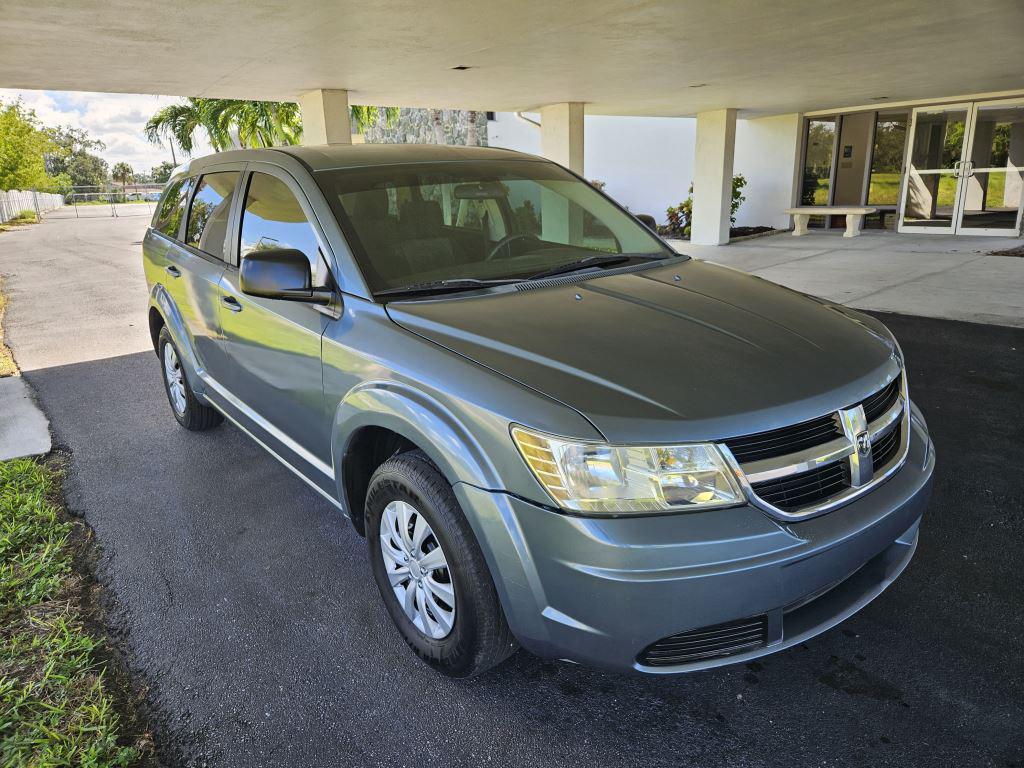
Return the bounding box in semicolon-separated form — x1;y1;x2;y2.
0;189;65;224
44;184;164;220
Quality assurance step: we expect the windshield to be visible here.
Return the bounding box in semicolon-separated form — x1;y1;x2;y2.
316;159;674;296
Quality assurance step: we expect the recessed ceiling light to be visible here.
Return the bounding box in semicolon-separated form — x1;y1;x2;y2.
689;83;708;88
451;65;472;71
870;96;889;101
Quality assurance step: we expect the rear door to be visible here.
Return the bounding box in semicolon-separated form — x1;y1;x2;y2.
169;164;244;381
152;174;226;376
216;164;333;485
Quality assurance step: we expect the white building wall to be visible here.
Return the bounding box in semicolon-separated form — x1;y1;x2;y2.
733;113;802;229
488;111;799;231
488;112;695;223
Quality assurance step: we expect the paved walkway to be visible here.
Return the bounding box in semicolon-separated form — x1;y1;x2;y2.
677;230;1024;328
0;216;1020;766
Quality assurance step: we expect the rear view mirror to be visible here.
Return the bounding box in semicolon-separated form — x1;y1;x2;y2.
240;248;332;303
454;181;506;200
636;214;657;231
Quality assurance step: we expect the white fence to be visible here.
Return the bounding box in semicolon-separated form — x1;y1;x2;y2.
0;189;65;224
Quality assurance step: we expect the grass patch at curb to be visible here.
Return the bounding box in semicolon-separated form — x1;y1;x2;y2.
0;457;154;766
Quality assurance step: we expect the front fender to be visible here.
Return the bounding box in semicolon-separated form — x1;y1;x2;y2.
150;284;209;399
331;379;503;499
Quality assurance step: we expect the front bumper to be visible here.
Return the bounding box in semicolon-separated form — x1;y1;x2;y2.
454;404;934;674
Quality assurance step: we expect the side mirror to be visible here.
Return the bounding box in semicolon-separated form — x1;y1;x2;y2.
635;213;658;231
239;248;332;304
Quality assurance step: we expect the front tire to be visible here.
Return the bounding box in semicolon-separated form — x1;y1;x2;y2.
157;327;222;431
366;451;517;677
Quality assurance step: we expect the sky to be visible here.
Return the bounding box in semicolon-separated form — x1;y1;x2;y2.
0;89;213;173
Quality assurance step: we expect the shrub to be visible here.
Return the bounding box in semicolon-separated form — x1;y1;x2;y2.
658;174;747;239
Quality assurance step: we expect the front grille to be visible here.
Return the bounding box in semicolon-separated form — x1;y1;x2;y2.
723;414;841;464
639;615;768;667
750;460;849;512
861;377;902;422
872;422;902;470
723;375;903;466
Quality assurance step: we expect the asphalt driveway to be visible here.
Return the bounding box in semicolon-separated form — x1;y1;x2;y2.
1;216;1022;767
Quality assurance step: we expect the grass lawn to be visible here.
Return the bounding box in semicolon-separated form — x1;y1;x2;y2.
0;458;153;766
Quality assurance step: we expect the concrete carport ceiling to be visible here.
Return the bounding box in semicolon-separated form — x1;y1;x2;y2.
3;0;1024;116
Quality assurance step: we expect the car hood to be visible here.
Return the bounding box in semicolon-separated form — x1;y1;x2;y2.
386;259;901;443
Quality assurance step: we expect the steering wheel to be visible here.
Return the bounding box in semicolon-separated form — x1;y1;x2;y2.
485;232;542;261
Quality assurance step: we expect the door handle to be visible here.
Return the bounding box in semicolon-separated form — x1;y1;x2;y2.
164;265;181;278
221;295;243;312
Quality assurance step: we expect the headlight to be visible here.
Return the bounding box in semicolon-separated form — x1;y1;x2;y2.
511;426;744;514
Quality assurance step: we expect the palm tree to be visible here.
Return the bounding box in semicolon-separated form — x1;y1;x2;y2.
111;162;133;200
431;109;446;144
145;98;398;154
466;111;479;146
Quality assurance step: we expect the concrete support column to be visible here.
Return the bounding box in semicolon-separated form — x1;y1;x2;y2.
691;108;737;245
539;102;584;244
298;89;351;146
540;102;584;174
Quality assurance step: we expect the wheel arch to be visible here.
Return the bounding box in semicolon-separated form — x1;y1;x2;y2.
333;381;503;535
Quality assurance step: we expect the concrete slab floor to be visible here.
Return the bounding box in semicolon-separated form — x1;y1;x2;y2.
675;230;1024;328
0;375;51;460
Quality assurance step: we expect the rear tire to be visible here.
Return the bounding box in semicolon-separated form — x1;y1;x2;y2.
157;327;222;431
366;450;517;677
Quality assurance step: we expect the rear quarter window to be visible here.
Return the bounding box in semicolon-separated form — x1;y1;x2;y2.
153;177;196;240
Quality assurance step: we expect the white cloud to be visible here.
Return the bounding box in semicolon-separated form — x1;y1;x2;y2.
0;89;214;174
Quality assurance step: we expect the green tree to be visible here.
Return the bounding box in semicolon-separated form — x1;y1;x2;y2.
145;98;398;154
149;160;176;184
111;161;134;197
0;101;61;191
44;124;108;193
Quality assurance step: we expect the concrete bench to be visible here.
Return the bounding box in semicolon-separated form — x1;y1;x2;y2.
785;206;878;238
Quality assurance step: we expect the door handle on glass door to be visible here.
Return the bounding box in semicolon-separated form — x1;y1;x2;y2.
221;295;243;312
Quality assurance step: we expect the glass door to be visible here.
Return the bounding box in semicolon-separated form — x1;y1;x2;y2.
957;99;1024;236
898;105;971;233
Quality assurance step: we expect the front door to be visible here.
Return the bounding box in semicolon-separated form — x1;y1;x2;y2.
957;99;1024;236
898;104;972;234
216;166;334;487
899;99;1024;236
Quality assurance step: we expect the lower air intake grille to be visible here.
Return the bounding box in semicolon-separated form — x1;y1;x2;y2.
638;615;768;667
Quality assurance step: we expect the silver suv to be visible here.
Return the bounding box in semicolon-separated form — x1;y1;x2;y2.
143;145;934;677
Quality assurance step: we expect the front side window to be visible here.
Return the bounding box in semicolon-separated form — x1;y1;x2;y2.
240;173;321;273
154;177;195;239
317;160;672;295
185;171;240;259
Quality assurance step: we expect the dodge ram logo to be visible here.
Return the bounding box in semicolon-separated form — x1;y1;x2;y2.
855;431;871;456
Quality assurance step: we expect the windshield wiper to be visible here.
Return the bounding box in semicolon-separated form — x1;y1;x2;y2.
526;253;663;281
375;277;523;299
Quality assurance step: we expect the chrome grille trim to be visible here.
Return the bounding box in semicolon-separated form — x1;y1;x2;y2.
720;373;910;520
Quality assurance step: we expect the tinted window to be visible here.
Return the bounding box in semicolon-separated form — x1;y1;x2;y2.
185;171;240;260
240;173;320;270
154;177;195;239
319;160;670;294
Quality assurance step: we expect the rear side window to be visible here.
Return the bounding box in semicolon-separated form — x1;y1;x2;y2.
185;172;241;260
154;177;195;239
240;172;320;271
